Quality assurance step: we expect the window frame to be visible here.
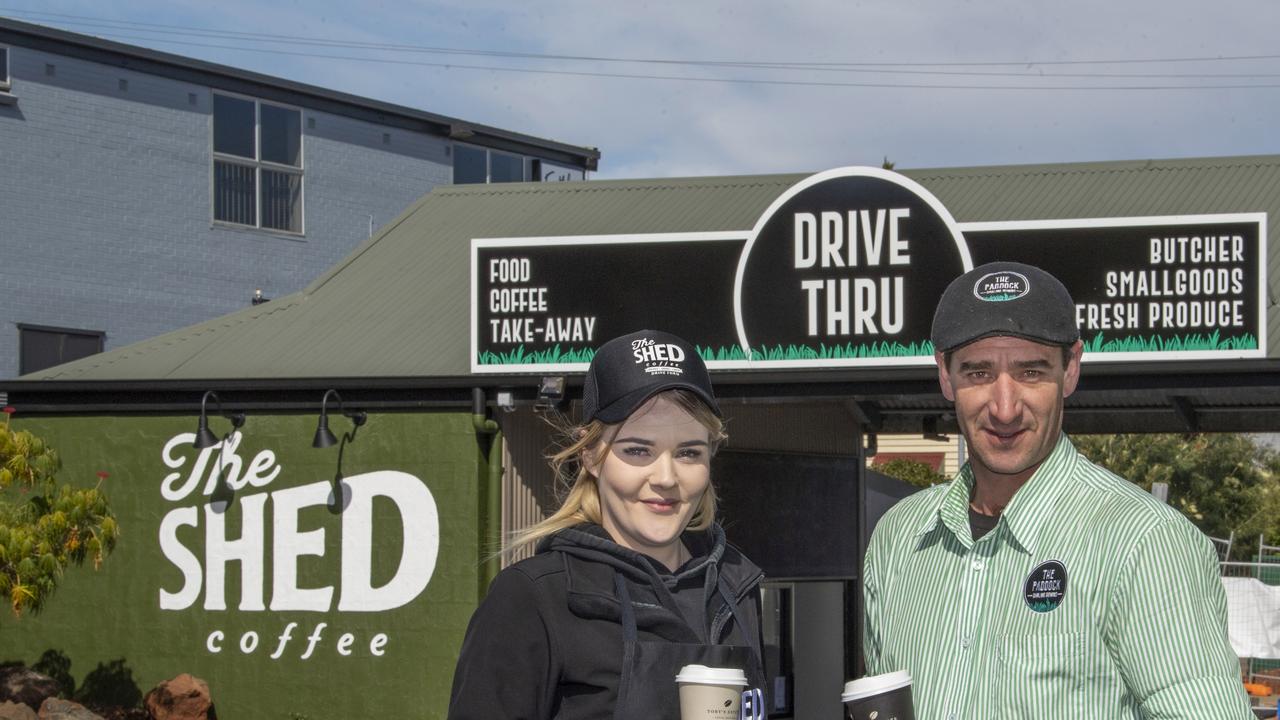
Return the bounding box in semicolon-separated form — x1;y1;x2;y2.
210;91;305;235
451;143;489;184
0;46;10;91
18;323;105;376
452;142;534;184
488;149;527;183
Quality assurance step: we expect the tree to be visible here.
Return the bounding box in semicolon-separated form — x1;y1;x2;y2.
0;408;118;618
874;458;948;489
1073;433;1280;560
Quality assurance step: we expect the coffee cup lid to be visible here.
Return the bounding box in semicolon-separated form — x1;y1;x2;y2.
675;664;748;687
842;670;912;701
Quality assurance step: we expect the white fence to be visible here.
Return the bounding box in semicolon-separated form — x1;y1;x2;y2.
1223;563;1280;661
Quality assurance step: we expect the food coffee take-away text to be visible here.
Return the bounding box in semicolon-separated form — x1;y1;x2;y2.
157;431;439;660
486;256;597;345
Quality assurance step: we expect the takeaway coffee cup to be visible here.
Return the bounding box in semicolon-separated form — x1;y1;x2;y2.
675;664;748;720
842;670;914;720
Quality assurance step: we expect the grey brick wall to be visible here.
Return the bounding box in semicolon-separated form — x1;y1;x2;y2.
0;44;452;377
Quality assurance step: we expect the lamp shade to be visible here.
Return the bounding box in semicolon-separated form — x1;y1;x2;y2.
312;415;338;448
193;417;220;449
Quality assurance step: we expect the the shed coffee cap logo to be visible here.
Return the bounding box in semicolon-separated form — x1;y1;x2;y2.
632;337;685;376
973;271;1030;302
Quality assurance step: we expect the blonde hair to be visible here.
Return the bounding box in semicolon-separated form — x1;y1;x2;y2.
505;389;727;559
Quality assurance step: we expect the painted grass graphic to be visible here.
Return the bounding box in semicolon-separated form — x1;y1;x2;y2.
738;341;935;361
479;331;1259;365
477;345;597;365
1082;330;1257;353
478;341;937;365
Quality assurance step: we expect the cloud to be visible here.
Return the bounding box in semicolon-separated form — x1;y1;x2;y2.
17;0;1280;178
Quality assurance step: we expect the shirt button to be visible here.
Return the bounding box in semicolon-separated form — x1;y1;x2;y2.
971;559;985;571
960;635;971;648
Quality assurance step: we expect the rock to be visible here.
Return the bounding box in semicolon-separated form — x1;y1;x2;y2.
0;700;38;720
82;709;148;720
36;698;102;719
143;675;213;720
0;668;59;711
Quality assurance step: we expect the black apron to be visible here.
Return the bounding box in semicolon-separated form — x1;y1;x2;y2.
611;573;766;720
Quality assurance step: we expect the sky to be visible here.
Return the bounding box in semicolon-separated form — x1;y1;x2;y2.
4;1;1280;179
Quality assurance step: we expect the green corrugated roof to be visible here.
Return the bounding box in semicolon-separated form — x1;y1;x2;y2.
20;155;1280;383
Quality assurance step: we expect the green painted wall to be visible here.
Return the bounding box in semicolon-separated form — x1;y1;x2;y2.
2;411;485;719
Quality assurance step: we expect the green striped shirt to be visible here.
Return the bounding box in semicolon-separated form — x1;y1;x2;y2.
863;434;1252;720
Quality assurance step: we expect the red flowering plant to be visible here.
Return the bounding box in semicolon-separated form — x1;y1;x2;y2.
0;410;118;618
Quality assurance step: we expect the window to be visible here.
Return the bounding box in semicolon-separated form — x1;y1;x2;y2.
489;151;524;183
213;93;303;233
454;144;488;184
452;144;536;184
0;47;9;91
19;325;104;375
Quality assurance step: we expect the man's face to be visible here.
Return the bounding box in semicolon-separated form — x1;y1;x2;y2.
937;336;1082;484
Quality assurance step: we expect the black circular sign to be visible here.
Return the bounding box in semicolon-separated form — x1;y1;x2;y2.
734;168;969;363
1023;560;1067;612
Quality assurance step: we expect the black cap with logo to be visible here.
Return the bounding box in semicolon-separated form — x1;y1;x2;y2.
582;329;721;424
931;261;1080;353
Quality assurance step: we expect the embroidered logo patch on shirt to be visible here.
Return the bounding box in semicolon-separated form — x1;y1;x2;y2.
1023;560;1067;612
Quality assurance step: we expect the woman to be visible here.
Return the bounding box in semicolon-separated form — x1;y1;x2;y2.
448;329;766;720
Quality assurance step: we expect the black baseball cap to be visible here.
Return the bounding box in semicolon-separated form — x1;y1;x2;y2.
582;329;720;423
931;261;1079;353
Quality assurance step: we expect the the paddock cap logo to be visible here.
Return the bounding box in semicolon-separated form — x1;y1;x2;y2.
973;271;1031;302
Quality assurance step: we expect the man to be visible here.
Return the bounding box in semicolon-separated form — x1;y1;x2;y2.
862;261;1251;719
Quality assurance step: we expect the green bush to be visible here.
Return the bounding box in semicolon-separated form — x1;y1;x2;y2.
0;408;118;619
874;458;949;489
1074;432;1280;561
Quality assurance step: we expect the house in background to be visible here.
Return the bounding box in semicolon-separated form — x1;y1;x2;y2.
0;16;599;378
871;433;964;477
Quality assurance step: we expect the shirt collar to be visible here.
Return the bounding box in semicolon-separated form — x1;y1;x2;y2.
912;464;973;544
912;433;1079;555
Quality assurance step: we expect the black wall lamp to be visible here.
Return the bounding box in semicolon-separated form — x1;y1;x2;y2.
534;376;566;412
193;391;245;449
312;389;367;448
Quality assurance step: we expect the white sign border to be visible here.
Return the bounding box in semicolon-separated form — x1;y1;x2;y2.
470;231;748;374
470;212;1268;373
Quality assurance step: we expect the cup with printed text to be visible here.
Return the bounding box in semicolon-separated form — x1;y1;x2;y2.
842;670;914;720
675;664;748;720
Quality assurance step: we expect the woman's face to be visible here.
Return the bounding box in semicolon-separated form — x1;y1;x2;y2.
588;395;712;564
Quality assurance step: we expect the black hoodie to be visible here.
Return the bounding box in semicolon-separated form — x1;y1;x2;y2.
448;523;766;720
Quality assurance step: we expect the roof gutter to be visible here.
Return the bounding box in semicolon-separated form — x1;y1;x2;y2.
0;17;600;170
